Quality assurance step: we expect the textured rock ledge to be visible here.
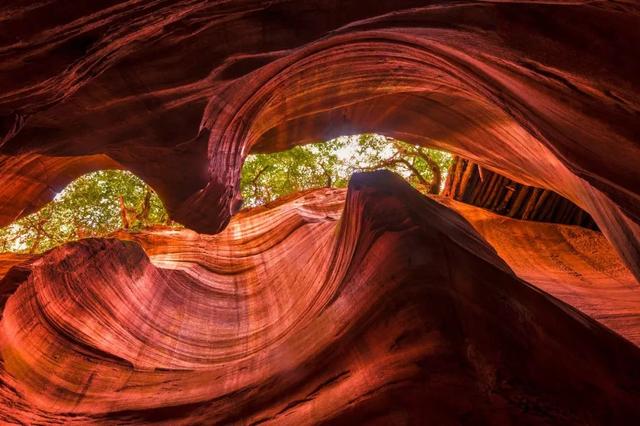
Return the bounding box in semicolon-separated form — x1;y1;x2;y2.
0;172;639;424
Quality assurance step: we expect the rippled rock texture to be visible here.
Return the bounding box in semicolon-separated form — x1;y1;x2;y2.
0;172;639;424
1;0;639;279
1;1;640;424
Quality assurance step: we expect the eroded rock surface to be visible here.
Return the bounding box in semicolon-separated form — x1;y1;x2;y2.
0;173;639;424
1;1;639;423
1;0;639;279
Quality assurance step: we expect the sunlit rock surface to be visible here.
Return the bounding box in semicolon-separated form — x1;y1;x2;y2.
1;0;639;279
1;1;640;423
437;197;640;347
1;174;639;424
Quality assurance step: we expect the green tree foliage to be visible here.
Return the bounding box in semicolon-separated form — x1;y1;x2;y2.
0;135;452;254
240;138;350;206
241;134;453;206
0;170;169;253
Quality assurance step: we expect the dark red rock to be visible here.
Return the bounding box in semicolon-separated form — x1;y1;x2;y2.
0;2;639;423
0;1;639;278
0;172;639;424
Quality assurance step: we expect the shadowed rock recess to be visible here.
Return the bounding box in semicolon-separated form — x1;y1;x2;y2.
1;1;640;424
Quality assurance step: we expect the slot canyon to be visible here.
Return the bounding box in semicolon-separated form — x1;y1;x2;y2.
1;1;640;424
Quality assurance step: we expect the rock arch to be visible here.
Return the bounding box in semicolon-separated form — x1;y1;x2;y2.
1;2;640;423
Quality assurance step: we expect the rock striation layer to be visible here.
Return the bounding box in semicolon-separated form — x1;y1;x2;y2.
0;0;639;279
1;1;640;423
0;173;639;424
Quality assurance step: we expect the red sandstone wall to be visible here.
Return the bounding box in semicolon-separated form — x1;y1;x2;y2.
1;174;639;424
1;1;639;278
0;2;639;423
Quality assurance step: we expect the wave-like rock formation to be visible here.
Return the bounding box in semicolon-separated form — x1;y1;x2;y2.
1;0;639;280
1;1;640;424
1;172;639;424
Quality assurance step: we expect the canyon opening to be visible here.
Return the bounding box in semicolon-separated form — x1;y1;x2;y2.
1;2;639;425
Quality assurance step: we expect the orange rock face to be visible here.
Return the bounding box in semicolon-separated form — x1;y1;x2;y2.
1;173;640;424
1;1;639;278
1;1;640;423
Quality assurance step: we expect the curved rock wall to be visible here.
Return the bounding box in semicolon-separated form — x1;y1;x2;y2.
1;1;639;279
1;172;639;424
1;2;639;423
